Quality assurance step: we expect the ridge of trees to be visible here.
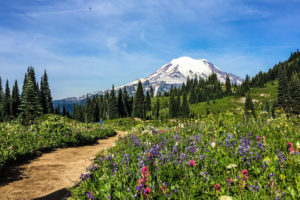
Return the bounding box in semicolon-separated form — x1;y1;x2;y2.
0;67;53;124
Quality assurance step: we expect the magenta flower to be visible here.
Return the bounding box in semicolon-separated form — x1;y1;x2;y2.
189;160;197;166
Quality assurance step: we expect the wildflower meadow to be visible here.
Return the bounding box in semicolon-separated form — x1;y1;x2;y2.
71;111;300;199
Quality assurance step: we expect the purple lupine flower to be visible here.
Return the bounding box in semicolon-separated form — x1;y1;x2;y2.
86;192;95;200
269;173;275;178
122;154;130;164
193;135;201;143
257;142;264;151
277;151;287;162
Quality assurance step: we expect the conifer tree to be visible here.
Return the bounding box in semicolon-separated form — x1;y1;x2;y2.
109;85;118;119
239;75;250;96
19;78;42;125
55;104;61;115
169;92;175;118
133;81;145;119
175;93;180;118
3;80;11;119
117;88;125;117
62;105;67;116
244;91;256;118
155;97;160;119
288;72;300;115
189;86;197;104
40;70;53;114
85;95;93;122
264;99;270;113
122;87;130;117
225;75;232;95
11;80;21;118
277;67;289;111
145;91;151;112
150;86;154;97
181;92;190;118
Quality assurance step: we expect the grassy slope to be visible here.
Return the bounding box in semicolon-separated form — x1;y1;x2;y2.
157;81;278;117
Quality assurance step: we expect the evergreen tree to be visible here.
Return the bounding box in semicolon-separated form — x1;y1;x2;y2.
175;93;180;118
133;81;145;119
3;80;11;119
169;92;176;118
150;86;154;97
264;99;270;113
117;88;126;117
225;75;232;95
122;87;130;117
244;92;256;118
239;75;250;96
55;104;61;115
155;97;160;119
181;92;190;118
145;91;151;112
19;78;42;124
289;73;300;115
62;105;67;116
109;85;118;119
277;67;289;111
85;95;93;122
11;80;21;118
40;70;53;114
189;86;197;104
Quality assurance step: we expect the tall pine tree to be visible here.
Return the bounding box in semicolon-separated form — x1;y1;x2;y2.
145;91;151;113
288;73;300;115
40;70;53;114
244;91;256;118
3;80;11;119
108;85;118;119
277;67;289;111
19;78;42;125
225;75;232;95
117;88;126;117
11;80;21;118
133;81;145;119
180;92;190;118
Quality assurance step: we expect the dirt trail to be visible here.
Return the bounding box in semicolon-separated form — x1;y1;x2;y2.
0;131;127;200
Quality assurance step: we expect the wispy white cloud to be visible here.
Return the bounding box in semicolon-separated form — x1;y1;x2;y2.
0;0;299;99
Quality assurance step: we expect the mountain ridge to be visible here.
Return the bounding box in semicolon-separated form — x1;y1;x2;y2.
53;56;243;110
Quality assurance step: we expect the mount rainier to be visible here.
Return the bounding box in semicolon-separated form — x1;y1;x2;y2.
53;56;243;109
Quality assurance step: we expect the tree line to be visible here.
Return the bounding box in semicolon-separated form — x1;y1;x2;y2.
0;67;53;124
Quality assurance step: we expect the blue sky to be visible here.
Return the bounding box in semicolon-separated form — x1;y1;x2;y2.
0;0;300;99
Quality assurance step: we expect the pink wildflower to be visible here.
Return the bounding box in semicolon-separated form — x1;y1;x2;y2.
144;187;151;194
189;160;197;166
214;184;220;191
242;170;249;179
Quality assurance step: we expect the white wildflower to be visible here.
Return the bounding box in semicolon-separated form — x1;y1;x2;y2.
211;141;216;148
226;163;238;169
220;196;233;200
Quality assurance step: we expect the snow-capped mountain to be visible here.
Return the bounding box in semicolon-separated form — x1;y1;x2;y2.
53;56;243;110
122;56;242;95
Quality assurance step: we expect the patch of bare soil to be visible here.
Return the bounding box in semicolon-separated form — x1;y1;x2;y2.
238;97;259;103
0;131;127;200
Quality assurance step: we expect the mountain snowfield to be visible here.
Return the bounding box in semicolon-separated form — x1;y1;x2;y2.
122;56;242;95
53;56;243;107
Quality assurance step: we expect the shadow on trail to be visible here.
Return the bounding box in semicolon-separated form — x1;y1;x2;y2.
0;140;101;187
33;188;71;200
0;153;41;186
